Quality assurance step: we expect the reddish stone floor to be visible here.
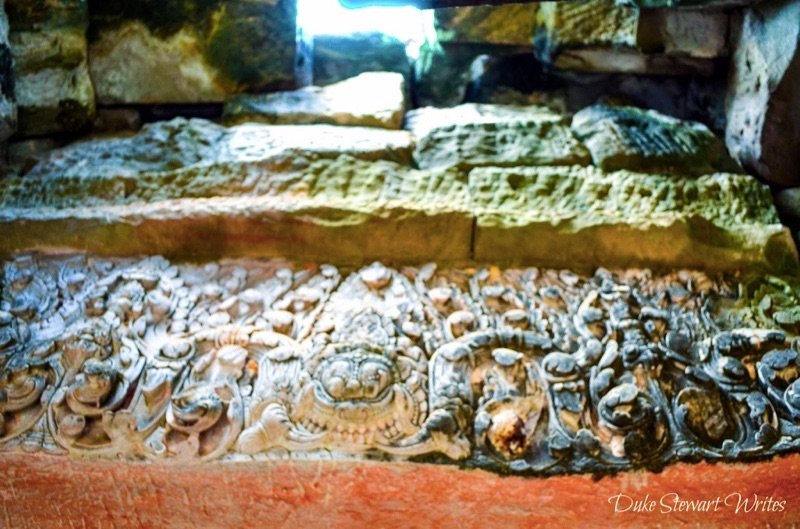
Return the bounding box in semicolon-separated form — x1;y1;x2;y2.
2;453;800;528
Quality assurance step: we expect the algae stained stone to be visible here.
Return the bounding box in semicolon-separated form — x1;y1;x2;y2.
470;165;797;273
0;117;475;263
88;0;297;103
6;0;95;136
434;3;538;46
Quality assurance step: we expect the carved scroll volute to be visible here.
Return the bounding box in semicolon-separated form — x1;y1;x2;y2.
159;325;264;460
756;335;800;440
423;329;552;463
48;321;145;455
588;340;669;465
271;265;340;341
693;329;785;453
0;348;60;444
539;351;597;463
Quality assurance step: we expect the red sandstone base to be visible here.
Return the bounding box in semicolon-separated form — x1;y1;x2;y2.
2;453;800;528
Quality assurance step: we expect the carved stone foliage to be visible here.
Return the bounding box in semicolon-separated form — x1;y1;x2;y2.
2;253;800;475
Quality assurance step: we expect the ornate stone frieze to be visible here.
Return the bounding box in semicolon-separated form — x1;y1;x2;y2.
2;253;800;475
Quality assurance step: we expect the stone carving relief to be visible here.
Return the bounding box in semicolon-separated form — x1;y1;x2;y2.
2;252;800;475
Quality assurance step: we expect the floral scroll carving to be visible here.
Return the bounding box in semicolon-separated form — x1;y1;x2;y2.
3;253;800;475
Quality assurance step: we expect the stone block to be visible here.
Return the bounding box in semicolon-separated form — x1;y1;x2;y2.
224;72;406;129
534;0;723;75
0;117;474;263
435;3;537;46
7;0;94;136
725;0;800;186
571;104;737;175
313;33;410;87
88;0;297;104
0;0;15;142
471;165;797;273
407;103;591;169
0;114;793;273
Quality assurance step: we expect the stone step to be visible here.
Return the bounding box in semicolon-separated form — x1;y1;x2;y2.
0;112;795;272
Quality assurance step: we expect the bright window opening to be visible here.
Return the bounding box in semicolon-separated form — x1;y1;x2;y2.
297;0;435;59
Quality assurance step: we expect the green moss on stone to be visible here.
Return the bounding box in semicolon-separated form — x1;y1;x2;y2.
204;0;297;89
6;0;87;32
87;0;222;41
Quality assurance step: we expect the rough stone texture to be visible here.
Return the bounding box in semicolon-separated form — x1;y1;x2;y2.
571;104;737;175
725;0;800;187
87;0;297;104
7;0;95;136
407;103;591;169
313;33;410;87
470;166;796;272
0;117;416;206
534;0;722;75
647;9;729;59
435;3;537;46
534;0;637;65
223;72;406;129
2;453;799;529
0;0;15;142
0;117;473;262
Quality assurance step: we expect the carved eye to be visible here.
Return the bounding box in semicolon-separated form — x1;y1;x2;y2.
325;376;346;399
321;360;353;400
361;363;391;399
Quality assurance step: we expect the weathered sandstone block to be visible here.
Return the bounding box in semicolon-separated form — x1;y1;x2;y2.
6;0;94;136
0;114;792;272
470;165;796;272
88;0;297;103
407;103;591;169
571;104;737;175
725;0;800;187
0;117;474;262
435;3;537;46
224;72;406;129
534;0;722;75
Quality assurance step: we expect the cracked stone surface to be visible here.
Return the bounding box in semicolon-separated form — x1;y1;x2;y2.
406;104;591;170
571;104;738;175
0;110;794;272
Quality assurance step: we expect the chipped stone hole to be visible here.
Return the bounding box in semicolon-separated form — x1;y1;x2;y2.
3;251;800;476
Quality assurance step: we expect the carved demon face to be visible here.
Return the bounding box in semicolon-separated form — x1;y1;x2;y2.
317;353;394;403
294;344;423;445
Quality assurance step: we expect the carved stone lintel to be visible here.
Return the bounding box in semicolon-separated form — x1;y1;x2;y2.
3;253;800;476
